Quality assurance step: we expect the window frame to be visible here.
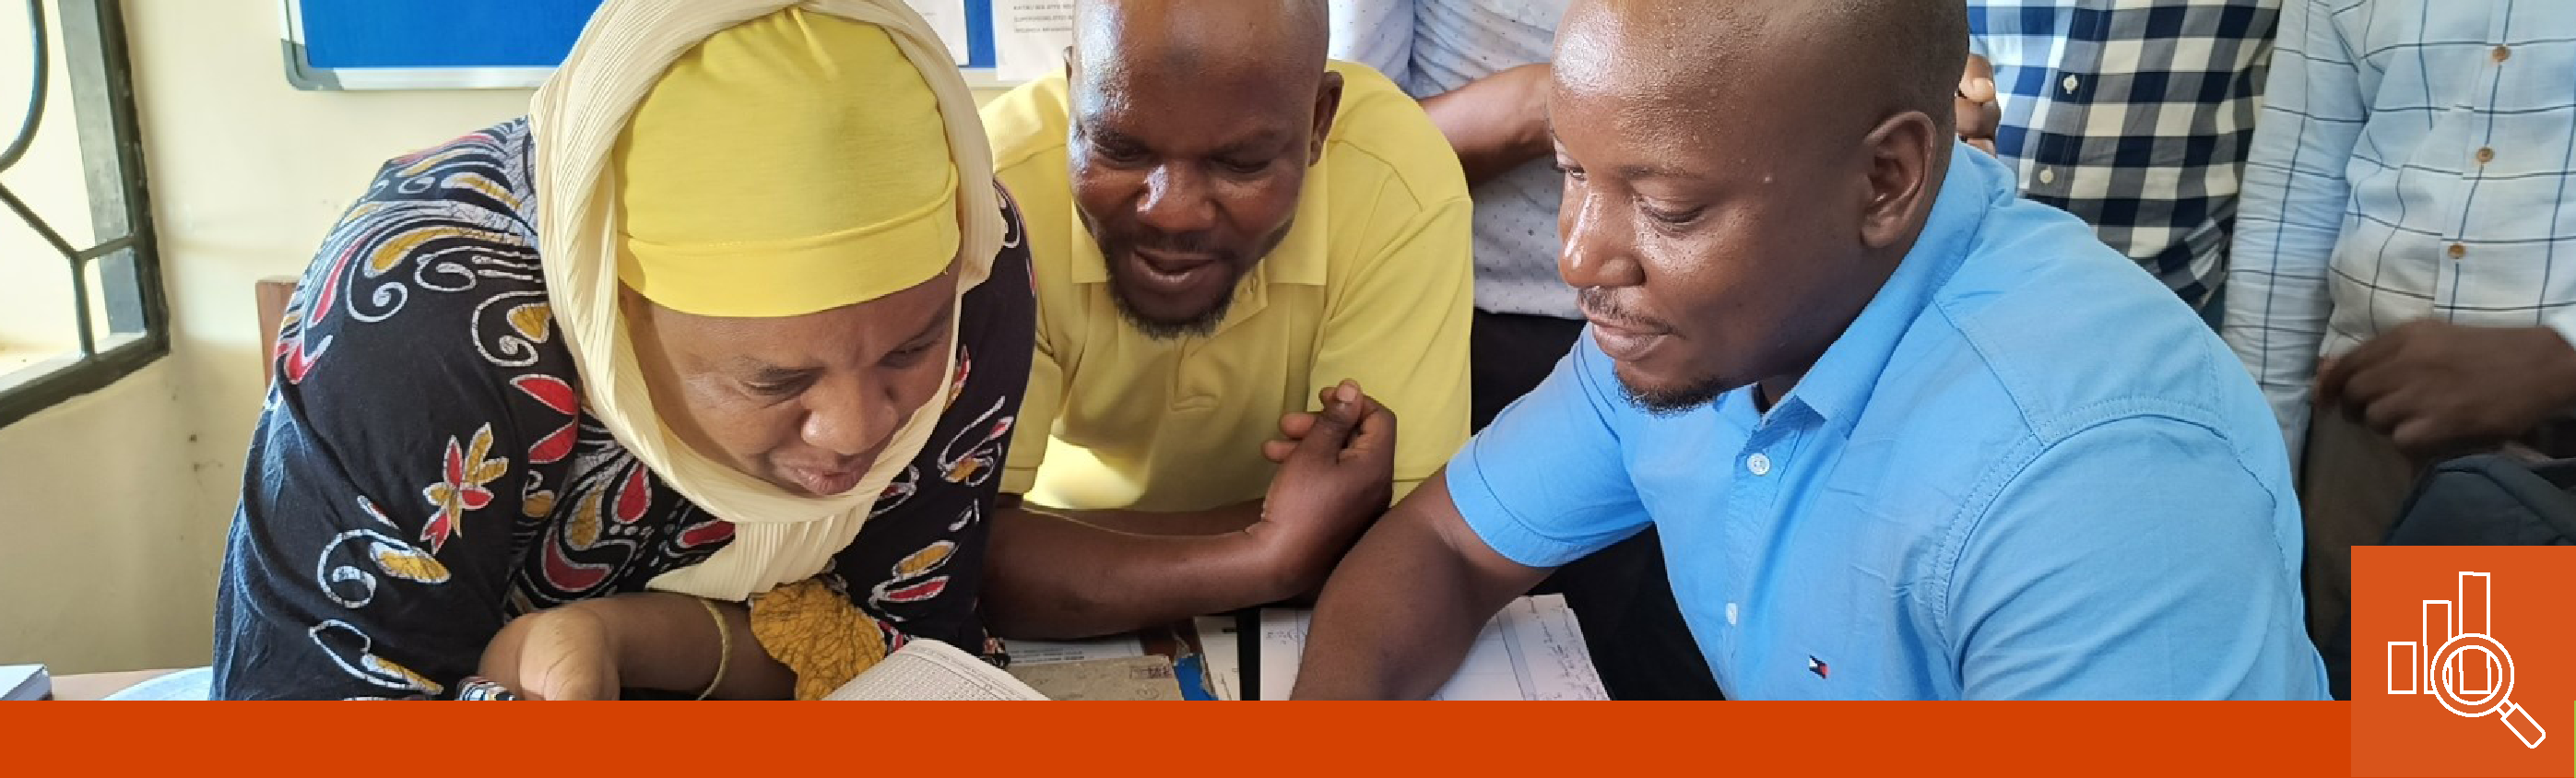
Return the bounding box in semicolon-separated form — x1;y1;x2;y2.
0;0;170;429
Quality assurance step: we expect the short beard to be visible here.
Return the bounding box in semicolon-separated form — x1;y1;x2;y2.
1618;373;1731;416
1110;279;1239;340
1096;217;1292;341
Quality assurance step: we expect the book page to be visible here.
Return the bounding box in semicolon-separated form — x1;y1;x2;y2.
1193;615;1243;701
825;639;1047;701
1258;595;1610;701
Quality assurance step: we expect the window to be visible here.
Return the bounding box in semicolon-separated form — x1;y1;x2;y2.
0;0;165;428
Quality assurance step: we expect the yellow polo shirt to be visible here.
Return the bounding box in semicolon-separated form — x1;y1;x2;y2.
985;60;1473;513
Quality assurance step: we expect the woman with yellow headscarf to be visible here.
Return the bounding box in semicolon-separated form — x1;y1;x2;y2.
211;0;1031;700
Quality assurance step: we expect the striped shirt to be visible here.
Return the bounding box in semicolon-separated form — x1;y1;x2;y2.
2225;0;2576;458
1329;0;1578;320
1971;0;2283;306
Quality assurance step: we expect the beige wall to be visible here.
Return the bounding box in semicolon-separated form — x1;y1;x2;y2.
0;0;524;673
0;0;1014;674
0;0;94;356
0;362;210;673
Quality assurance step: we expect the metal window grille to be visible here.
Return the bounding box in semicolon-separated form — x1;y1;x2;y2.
0;0;168;428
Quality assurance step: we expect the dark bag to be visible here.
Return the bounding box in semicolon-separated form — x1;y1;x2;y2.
2319;454;2576;699
2387;454;2576;546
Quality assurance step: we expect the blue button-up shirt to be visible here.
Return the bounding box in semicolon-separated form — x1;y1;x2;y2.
1448;146;2329;700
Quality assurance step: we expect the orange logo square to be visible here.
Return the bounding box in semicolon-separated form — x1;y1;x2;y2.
2352;546;2575;776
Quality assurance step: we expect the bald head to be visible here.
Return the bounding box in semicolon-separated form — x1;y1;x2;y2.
1558;0;1966;139
1071;0;1327;90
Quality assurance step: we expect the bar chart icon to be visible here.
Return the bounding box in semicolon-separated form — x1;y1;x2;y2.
2385;570;2545;749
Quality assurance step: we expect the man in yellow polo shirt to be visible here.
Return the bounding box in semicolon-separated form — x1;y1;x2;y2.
977;0;1473;640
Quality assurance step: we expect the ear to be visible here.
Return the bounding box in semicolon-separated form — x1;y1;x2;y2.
1059;45;1077;82
1307;70;1345;166
1857;110;1944;251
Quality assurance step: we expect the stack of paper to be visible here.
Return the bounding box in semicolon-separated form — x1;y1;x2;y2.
1192;616;1244;701
1;665;47;701
996;634;1186;700
1257;595;1610;701
1009;655;1185;701
998;635;1145;666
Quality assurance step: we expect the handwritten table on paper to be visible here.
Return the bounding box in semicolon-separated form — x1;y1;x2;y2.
1257;595;1610;701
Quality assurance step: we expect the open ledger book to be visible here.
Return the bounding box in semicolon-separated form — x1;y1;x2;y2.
1258;594;1610;701
823;639;1048;701
824;595;1612;701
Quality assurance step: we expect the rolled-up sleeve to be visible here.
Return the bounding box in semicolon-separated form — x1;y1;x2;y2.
2224;0;2367;464
1446;340;1649;569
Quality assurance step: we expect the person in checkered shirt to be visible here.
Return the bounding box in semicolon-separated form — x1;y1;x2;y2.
2224;0;2576;698
1965;0;2283;322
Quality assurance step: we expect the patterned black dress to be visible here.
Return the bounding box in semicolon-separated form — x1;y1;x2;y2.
212;120;1034;700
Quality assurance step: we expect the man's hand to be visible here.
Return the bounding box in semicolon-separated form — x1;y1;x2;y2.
478;603;620;701
2316;321;2576;461
1956;54;2000;155
1254;380;1398;595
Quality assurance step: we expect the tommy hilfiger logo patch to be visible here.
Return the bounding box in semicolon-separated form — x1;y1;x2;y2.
1807;655;1830;679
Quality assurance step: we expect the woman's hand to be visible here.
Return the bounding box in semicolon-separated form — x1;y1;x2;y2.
478;602;622;701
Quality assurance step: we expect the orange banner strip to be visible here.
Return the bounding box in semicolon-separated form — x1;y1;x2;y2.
6;701;2359;776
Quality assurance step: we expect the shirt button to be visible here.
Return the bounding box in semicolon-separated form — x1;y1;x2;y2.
2477;147;2496;164
1726;602;1740;626
2494;45;2511;63
2038;168;2058;185
2061;74;2080;94
1746;452;1773;477
2449;242;2468;260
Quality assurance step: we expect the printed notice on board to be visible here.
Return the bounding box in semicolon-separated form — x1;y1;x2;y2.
994;1;1077;82
899;0;972;65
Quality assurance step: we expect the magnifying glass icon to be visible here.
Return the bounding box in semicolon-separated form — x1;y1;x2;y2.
2430;632;2547;749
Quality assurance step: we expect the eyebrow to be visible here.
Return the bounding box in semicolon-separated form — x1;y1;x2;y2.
727;300;953;379
1214;130;1292;156
1088;120;1290;159
1548;132;1706;182
901;300;955;347
1615;164;1707;182
742;362;815;383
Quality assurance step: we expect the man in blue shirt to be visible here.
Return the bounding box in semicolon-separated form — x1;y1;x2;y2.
1326;0;1722;701
1292;0;2327;700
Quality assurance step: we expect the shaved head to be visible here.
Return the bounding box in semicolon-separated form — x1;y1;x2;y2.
1071;0;1329;99
1063;0;1342;338
1551;0;1966;413
1556;0;1967;147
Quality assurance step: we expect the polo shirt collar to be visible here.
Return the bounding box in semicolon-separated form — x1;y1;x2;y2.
1777;144;2000;426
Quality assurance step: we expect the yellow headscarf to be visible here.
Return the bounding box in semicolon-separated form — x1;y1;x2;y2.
613;8;960;317
532;0;1001;602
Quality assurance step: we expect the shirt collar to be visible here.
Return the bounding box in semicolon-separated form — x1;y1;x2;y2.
1775;143;2002;426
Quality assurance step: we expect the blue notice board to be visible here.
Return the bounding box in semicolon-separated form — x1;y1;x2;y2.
281;0;1002;90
